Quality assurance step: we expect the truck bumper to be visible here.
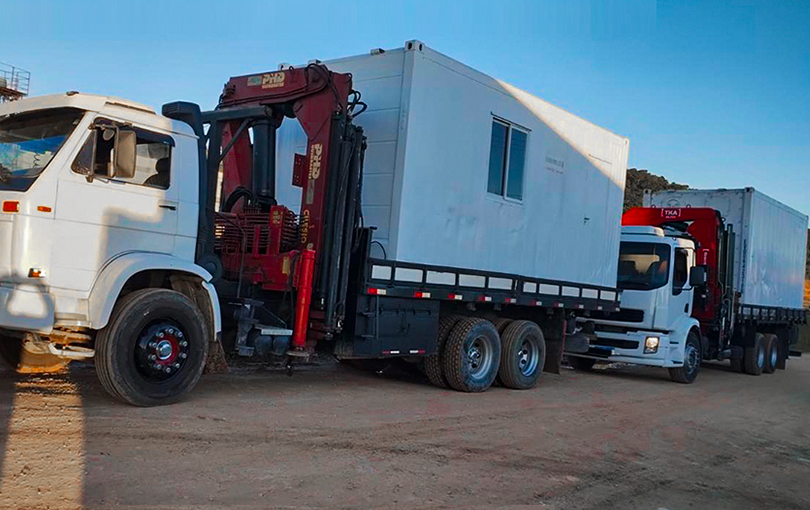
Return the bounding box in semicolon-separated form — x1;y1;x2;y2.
0;284;54;333
566;330;681;368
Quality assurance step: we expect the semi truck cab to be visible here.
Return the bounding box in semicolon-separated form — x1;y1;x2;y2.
568;225;706;382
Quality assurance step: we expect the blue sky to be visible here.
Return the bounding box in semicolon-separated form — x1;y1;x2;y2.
3;0;809;216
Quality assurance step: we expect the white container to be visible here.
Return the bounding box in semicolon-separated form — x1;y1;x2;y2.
276;40;629;289
645;188;808;309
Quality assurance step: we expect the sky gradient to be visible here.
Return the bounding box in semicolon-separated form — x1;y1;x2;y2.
3;0;808;215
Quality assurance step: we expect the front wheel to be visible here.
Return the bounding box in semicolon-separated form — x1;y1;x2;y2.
95;288;208;406
669;331;701;384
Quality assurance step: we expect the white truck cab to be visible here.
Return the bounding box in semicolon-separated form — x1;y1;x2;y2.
568;225;705;383
0;93;220;404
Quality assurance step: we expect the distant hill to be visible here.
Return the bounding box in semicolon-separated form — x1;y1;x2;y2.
624;168;689;212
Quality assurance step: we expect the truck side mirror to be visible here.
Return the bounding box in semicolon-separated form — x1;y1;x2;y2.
112;130;137;179
689;265;707;288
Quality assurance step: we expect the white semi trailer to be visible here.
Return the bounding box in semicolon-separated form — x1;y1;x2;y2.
0;41;628;405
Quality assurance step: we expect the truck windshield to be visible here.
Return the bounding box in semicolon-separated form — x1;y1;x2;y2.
0;108;85;192
617;242;671;290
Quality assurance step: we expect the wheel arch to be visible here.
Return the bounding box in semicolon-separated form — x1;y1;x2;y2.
88;253;220;336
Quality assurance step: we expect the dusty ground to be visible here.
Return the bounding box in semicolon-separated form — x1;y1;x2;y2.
0;355;808;510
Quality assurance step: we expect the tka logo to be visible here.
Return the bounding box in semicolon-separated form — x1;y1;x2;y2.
661;208;681;219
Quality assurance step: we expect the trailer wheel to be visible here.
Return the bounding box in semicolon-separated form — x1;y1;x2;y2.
567;356;596;371
442;318;501;392
425;315;464;389
668;331;701;384
743;333;766;376
497;320;545;390
95;288;208;406
762;334;778;374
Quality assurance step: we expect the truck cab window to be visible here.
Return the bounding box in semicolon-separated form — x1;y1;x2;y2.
617;242;671;290
673;249;688;289
71;122;173;189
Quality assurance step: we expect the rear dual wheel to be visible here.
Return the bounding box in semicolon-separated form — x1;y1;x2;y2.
442;318;501;392
763;334;779;374
743;333;766;376
497;320;546;390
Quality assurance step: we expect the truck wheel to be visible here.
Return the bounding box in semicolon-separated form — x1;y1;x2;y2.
668;331;701;383
498;320;545;390
492;318;513;336
0;337;69;374
730;358;744;373
425;315;464;389
95;288;209;406
763;334;778;374
442;318;501;392
743;333;766;376
567;356;596;371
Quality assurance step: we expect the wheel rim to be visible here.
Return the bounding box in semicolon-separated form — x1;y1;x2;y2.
770;344;778;367
684;343;699;374
517;337;540;377
757;345;765;368
467;335;494;380
135;320;190;381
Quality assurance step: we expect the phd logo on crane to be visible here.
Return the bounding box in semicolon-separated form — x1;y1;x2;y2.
247;72;286;89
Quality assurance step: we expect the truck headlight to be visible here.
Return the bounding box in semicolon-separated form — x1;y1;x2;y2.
644;336;660;354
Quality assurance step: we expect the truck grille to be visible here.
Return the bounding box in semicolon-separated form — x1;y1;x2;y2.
593;338;640;350
592;308;645;323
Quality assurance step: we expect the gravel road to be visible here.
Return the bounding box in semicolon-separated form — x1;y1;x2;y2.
0;356;808;509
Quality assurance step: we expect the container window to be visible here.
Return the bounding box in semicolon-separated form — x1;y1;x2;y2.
487;119;527;201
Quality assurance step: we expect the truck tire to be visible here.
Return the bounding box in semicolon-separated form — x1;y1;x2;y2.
442;318;501;392
490;318;513;386
95;288;209;406
763;334;778;374
567;356;596;371
743;333;766;376
498;320;545;390
669;330;701;384
425;315;464;389
729;357;744;373
0;337;69;374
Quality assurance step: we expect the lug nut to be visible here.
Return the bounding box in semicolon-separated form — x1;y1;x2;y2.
149;354;156;361
181;341;188;348
173;363;180;369
167;328;174;335
148;342;157;348
164;367;172;373
180;352;187;359
177;331;183;338
154;364;162;370
158;332;164;338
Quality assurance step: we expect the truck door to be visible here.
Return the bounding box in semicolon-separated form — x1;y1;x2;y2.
668;248;694;327
51;121;179;293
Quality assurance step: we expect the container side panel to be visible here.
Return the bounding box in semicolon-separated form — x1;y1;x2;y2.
391;49;627;288
746;191;807;308
648;188;808;308
274;50;406;256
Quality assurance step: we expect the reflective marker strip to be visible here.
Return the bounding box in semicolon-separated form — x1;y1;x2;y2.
448;293;463;300
555;302;564;308
577;304;585;309
414;291;431;298
535;300;544;306
478;296;492;302
368;288;387;295
504;298;517;304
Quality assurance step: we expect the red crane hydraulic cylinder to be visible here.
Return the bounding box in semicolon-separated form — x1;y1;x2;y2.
292;249;316;351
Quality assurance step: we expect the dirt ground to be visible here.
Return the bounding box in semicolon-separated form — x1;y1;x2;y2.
0;355;808;510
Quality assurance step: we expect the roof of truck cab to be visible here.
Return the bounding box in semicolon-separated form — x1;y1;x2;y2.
0;92;196;137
